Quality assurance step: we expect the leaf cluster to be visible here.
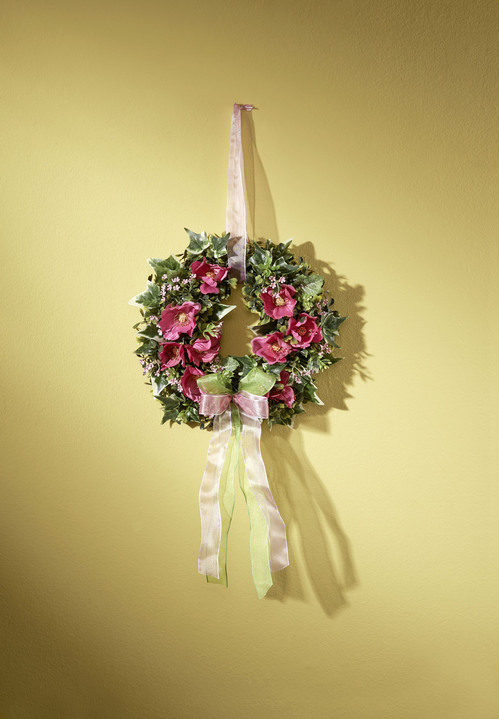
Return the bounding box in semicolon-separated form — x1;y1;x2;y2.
131;230;345;429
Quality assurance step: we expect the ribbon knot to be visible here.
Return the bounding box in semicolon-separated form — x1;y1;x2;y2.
199;389;269;420
196;368;289;598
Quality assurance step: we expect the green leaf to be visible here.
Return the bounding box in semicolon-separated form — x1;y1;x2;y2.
249;320;276;336
134;339;159;355
264;362;287;378
147;255;181;276
155;395;180;410
185;228;209;255
235;355;257;378
151;374;167;396
301;378;323;405
274;256;298;274
210;303;236;321
136;324;161;340
211;233;230;257
130;281;161;308
300;273;324;298
161;408;179;424
321;312;346;344
249;244;272;269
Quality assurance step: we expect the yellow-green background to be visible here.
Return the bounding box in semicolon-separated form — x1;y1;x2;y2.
2;1;498;717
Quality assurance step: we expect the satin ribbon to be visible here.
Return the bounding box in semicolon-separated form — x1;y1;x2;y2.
197;369;289;598
226;103;253;282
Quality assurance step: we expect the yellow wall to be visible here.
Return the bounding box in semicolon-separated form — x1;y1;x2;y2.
2;1;498;717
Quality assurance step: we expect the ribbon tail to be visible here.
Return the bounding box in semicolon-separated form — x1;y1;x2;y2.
231;407;271;598
240;412;289;597
198;409;234;583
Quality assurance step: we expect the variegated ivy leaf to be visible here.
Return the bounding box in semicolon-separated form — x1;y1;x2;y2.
136;324;162;341
321;312;346;345
151;374;168;396
249;244;272;269
147;255;181;277
210;303;236;321
210;233;230;257
129;281;161;308
184;228;210;255
300;273;324;298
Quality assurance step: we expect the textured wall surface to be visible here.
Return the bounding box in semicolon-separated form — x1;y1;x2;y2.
1;1;498;717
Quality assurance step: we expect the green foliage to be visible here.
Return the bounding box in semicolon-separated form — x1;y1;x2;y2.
148;255;181;277
321;312;346;348
132;229;344;429
184;229;210;255
209;303;236;321
249;243;272;270
210;233;230;257
300;273;324;298
131;281;161;309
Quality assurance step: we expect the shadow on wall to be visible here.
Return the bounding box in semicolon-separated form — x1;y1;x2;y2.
263;428;357;616
240;109;371;616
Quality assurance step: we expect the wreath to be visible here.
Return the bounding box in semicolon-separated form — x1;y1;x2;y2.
131;228;345;429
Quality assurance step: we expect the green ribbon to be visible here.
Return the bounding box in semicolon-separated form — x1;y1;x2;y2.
197;367;279;598
197;366;276;397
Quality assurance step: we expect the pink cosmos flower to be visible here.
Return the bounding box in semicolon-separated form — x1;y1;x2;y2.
158;301;201;340
180;366;204;402
268;370;295;408
287;313;322;348
260;285;296;319
251;332;293;364
159;342;185;368
191;259;228;294
185;335;221;366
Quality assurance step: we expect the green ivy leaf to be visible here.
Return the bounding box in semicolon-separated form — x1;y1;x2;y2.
235;355;257;378
301;377;323;405
155;395;180;410
147;256;181;276
210;303;236;321
265;362;287;378
249;320;276;336
134;339;159;355
185;228;209;255
211;233;230;257
249;244;272;269
274;256;298;274
321;313;346;344
301;273;324;298
130;281;161;308
161;408;179;424
136;324;161;340
151;374;167;396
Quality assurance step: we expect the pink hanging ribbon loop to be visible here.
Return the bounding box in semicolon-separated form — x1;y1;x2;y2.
226;103;254;282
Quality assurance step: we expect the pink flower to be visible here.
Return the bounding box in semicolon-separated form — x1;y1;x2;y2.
185;335;221;366
158;301;201;340
260;285;296;319
287;313;322;348
191;259;228;295
159;342;185;368
268;370;295;408
251;332;293;364
180;366;204;402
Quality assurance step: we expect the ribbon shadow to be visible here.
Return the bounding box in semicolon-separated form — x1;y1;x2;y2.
239;108;372;614
262;427;357;616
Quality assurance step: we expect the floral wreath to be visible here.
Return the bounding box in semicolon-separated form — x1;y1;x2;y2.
131;228;345;429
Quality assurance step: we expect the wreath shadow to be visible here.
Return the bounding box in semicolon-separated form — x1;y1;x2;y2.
240;109;371;614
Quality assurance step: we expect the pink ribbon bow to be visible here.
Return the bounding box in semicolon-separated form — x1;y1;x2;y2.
199;389;268;419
